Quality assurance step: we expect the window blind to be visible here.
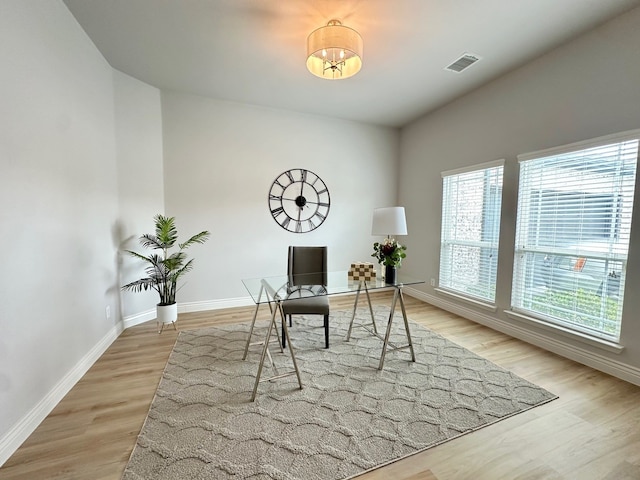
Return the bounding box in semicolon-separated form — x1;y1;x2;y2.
439;161;504;303
512;132;639;341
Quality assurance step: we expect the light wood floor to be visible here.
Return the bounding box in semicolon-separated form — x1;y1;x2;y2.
2;292;639;479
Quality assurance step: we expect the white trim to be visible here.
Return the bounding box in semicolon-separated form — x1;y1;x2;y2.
441;158;505;178
517;128;640;162
123;308;155;329
505;309;623;352
403;287;640;387
122;297;256;329
434;287;497;312
178;296;254;313
0;323;123;467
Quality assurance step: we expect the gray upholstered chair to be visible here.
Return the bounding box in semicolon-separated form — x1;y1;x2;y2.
282;246;330;349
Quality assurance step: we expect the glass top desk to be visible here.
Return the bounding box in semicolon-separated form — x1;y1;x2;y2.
241;270;425;401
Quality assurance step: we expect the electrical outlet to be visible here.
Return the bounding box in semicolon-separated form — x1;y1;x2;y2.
430;278;436;287
105;305;111;320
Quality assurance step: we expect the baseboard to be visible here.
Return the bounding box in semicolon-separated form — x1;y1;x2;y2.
123;308;156;329
0;322;123;467
179;296;254;313
123;296;255;328
404;287;640;387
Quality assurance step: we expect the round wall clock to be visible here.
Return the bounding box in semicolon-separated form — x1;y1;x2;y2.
268;168;330;233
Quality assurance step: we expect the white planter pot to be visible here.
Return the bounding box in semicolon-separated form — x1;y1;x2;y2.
156;303;178;333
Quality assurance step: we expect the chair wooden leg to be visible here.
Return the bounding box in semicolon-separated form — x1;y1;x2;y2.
324;314;329;348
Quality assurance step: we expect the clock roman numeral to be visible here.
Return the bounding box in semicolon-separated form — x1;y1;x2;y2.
285;170;295;183
270;169;329;232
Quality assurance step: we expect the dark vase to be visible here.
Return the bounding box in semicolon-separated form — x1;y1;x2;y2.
385;265;397;284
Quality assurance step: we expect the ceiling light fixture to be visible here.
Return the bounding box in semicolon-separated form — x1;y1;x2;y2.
306;19;363;80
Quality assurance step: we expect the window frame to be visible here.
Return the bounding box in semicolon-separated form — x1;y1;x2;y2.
439;159;505;305
511;130;640;342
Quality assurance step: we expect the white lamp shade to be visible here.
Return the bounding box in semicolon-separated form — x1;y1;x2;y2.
306;20;363;79
372;207;408;236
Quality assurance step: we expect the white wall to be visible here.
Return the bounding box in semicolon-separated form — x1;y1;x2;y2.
113;70;165;320
6;0;638;468
400;6;640;382
0;2;399;463
0;0;122;462
160;92;400;306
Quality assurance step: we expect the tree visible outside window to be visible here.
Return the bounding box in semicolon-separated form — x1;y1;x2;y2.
440;160;504;304
512;132;639;341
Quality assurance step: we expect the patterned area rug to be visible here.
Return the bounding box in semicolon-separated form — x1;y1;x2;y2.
122;306;557;479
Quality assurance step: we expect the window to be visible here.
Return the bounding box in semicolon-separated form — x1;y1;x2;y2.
439;160;504;304
512;131;639;341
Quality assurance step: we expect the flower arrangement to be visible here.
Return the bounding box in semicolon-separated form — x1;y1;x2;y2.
371;238;407;267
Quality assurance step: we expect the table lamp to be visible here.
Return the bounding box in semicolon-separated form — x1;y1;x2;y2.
371;207;408;238
371;207;408;283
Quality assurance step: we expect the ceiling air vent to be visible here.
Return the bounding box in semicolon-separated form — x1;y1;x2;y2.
445;53;481;73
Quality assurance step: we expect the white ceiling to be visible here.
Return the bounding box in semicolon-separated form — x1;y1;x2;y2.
63;0;640;128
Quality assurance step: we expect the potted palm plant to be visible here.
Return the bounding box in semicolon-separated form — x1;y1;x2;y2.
122;214;210;332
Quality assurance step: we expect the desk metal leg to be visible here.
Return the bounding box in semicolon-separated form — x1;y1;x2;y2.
346;283;362;341
243;301;261;361
280;306;302;390
378;289;398;370
250;301;303;402
251;305;277;402
398;287;416;362
364;282;378;334
378;285;416;370
243;286;282;361
346;281;378;341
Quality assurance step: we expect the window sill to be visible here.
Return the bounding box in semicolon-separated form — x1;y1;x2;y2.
435;288;497;312
504;310;624;354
